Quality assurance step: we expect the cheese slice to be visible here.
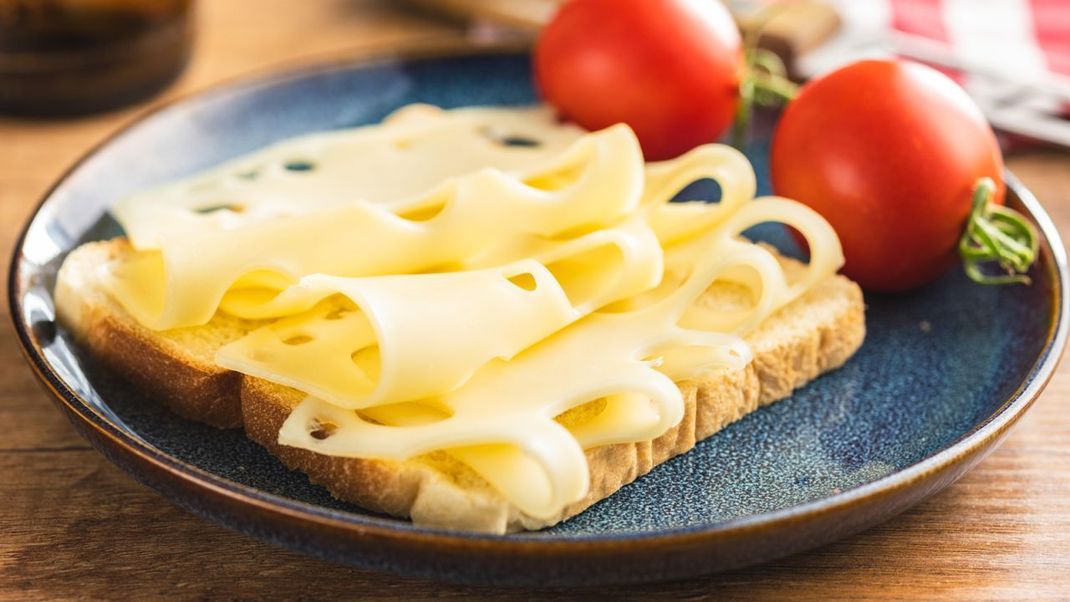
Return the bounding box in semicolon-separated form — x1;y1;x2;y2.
215;217;665;408
108;125;647;330
113;105;587;249
103;103;849;521
642;143;757;245
109;123;762;332
277;201;844;519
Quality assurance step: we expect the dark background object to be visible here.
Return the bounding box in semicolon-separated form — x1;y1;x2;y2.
0;0;193;116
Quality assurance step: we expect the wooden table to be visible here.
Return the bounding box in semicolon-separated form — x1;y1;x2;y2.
3;2;1069;599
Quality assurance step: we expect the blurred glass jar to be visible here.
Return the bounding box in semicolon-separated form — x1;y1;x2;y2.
0;0;193;116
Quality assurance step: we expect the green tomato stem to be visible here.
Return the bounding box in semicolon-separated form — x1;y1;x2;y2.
958;177;1039;285
732;45;798;150
732;72;756;149
752;71;799;105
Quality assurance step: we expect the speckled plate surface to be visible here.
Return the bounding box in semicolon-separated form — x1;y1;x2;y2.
9;48;1069;586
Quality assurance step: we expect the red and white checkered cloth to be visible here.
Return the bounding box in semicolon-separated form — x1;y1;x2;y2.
814;0;1069;77
796;0;1070;146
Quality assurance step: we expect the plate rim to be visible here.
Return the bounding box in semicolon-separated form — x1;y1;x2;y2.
8;45;1069;555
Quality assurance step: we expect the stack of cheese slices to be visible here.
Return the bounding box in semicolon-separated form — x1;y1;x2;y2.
55;105;865;533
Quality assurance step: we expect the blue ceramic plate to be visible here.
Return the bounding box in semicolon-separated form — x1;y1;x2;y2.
9;48;1069;586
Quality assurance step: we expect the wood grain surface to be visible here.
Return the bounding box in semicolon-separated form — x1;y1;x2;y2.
3;1;1069;599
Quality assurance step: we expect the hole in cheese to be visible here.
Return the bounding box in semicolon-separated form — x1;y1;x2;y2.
395;202;446;222
670;177;723;204
555;397;608;428
193;203;246;215
350;346;381;382
309;418;337;440
478;125;542;148
501;135;541;147
284;159;316;172
523;161;584;192
323;307;351;321
395;186;450;223
743;225;812;269
506;272;538;292
283;334;314;345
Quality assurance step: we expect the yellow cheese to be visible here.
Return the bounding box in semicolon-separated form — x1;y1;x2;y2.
108;120;758;332
277;200;843;519
214;217;665;408
642;143;757;245
108;124;647;329
113;105;587;250
104;105;847;520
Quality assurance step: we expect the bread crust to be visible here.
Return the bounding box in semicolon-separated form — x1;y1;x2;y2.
56;239;865;533
94;312;247;428
240;273;865;533
55;240;245;428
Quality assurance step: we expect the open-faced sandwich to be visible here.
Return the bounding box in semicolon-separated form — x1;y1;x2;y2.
55;104;865;534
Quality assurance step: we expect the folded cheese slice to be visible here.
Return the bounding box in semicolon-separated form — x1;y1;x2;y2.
276;200;844;519
113;105;587;249
642;143;756;246
100;98;848;519
107;125;646;330
108;126;760;333
214;217;664;408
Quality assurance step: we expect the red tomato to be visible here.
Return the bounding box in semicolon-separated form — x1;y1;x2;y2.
534;0;742;161
771;59;1004;292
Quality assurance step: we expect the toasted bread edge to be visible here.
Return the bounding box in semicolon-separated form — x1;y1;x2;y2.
56;238;865;533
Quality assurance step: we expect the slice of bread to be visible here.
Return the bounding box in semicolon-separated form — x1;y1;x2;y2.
55;237;865;533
